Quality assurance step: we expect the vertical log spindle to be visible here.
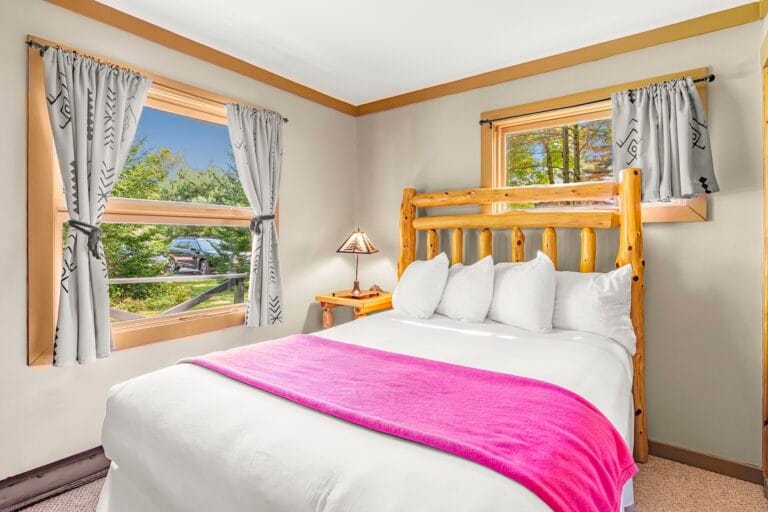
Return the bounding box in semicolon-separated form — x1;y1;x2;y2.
478;228;493;259
542;227;558;268
451;228;463;265
512;227;525;262
580;227;596;273
426;229;440;260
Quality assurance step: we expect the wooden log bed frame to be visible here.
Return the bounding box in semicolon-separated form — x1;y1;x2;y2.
396;168;647;462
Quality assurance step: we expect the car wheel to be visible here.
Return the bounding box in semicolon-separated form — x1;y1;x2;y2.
199;259;210;275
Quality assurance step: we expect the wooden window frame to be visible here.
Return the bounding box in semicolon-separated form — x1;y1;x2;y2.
27;36;271;366
480;67;711;222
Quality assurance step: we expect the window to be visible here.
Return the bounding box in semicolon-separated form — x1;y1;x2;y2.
502;109;612;188
480;69;710;221
27;41;263;365
104;108;251;325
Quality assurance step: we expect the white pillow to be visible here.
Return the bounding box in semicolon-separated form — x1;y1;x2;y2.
392;253;449;318
436;256;495;323
488;251;556;333
553;265;636;354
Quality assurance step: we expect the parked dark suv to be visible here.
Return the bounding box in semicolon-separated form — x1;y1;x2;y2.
168;237;231;275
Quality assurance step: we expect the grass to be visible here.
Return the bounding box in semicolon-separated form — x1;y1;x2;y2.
111;277;249;320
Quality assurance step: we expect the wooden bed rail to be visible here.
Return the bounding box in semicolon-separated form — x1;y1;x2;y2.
412;210;620;230
397;169;647;463
411;181;619;207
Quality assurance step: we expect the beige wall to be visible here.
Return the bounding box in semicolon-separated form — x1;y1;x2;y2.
0;0;357;478
355;23;764;466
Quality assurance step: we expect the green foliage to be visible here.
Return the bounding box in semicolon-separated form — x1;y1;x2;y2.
115;283;194;314
505;119;613;187
165;166;248;207
105;139;252;316
112;142;178;200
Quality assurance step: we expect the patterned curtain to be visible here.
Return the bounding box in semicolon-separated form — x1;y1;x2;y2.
226;105;284;326
611;78;718;201
43;48;151;365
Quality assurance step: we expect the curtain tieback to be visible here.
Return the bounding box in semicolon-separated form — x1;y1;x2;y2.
250;214;275;235
68;219;103;259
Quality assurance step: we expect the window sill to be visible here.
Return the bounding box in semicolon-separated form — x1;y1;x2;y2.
485;195;707;224
640;195;707;223
112;304;246;350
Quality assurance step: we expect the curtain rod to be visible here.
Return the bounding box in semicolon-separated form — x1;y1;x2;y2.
26;39;289;123
479;74;715;127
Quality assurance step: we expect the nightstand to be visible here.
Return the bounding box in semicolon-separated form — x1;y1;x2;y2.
315;290;392;329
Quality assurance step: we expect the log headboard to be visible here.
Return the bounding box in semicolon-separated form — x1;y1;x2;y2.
397;168;646;462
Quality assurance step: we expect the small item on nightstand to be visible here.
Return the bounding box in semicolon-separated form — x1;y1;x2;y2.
336;228;379;297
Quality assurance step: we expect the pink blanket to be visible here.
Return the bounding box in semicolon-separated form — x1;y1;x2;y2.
187;334;636;511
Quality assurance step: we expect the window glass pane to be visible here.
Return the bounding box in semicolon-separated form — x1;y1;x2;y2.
505;119;613;186
112;107;249;207
503;118;613;208
102;223;251;320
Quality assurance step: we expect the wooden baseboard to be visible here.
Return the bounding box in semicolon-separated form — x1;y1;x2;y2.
649;440;763;485
0;447;109;512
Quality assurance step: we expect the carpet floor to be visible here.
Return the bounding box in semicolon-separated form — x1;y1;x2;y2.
21;456;768;511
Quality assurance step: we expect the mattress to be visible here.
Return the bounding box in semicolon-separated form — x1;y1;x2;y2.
98;311;636;512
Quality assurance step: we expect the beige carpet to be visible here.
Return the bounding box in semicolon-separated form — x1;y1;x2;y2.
627;456;767;511
22;478;103;512
21;456;768;511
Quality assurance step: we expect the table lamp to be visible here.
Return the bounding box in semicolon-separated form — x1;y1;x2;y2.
336;228;379;298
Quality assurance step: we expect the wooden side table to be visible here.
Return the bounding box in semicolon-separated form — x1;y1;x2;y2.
315;291;392;329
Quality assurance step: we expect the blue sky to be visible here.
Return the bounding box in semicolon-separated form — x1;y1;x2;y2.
134;107;232;169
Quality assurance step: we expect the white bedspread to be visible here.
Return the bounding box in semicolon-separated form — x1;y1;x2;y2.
98;311;635;512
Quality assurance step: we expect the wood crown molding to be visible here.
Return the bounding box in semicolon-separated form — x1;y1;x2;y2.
44;1;760;117
43;0;356;116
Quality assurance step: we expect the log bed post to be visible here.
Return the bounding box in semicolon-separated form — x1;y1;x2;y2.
398;188;417;278
616;168;647;463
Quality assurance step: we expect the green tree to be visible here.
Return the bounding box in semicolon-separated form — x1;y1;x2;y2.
505;119;613;187
104;140;252;314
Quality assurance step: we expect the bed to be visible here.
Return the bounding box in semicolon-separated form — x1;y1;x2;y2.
98;169;646;512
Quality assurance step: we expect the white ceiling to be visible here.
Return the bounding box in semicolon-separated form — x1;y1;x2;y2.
97;0;746;105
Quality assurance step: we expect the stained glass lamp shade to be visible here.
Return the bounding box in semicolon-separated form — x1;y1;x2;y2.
336;229;378;297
